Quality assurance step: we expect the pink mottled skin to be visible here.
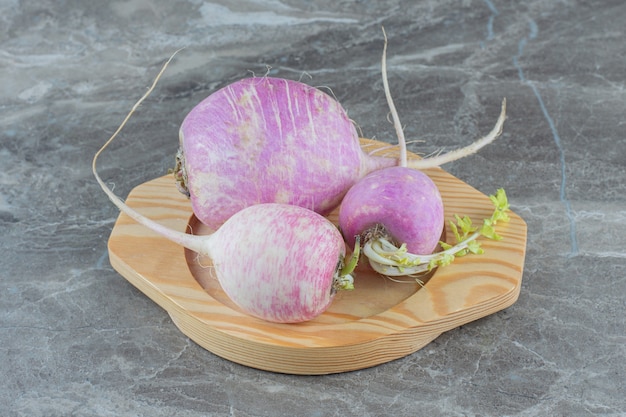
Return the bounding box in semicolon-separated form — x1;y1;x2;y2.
206;203;345;323
179;77;395;229
98;177;347;322
339;166;444;255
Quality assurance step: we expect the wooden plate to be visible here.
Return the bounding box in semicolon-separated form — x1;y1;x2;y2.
108;139;527;375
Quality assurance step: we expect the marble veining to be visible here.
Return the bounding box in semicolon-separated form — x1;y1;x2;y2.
1;1;624;416
512;17;579;257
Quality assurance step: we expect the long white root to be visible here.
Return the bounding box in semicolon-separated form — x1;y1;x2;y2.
407;98;507;169
379;27;507;170
381;26;408;168
92;49;211;256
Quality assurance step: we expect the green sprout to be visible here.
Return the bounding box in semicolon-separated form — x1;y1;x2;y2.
363;188;511;277
333;235;361;291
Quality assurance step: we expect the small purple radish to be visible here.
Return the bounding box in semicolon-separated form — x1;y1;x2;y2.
338;166;444;255
92;55;356;323
339;29;506;276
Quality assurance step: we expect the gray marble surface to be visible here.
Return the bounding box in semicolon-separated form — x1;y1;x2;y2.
1;1;624;416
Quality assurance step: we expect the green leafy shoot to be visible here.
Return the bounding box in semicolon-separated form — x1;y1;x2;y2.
340;235;361;277
334;235;361;291
363;188;511;277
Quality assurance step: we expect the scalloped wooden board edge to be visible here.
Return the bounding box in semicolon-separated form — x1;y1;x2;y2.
107;138;527;374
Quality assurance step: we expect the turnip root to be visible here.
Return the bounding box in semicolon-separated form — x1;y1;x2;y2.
338;166;444;255
342;29;510;277
175;65;506;230
175;76;391;229
93;54;357;323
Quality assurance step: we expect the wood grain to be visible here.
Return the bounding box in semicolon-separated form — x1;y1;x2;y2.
107;138;527;374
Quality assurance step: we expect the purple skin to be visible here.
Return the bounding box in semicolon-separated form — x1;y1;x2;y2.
178;77;395;230
339;166;444;255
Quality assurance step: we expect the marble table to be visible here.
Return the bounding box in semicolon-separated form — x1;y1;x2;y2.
1;1;624;416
